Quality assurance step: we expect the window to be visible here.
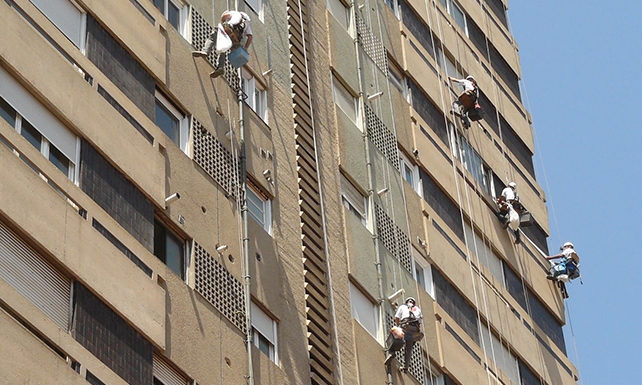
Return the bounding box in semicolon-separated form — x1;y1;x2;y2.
400;152;422;196
251;302;278;364
439;0;467;35
327;0;352;33
30;0;87;49
449;127;493;195
152;0;188;35
436;45;463;80
155;91;189;154
245;0;264;22
247;183;272;234
340;173;368;227
384;0;400;19
153;354;189;385
154;219;187;280
332;75;360;128
388;62;409;102
464;224;504;284
0;67;79;183
412;248;434;299
480;323;520;384
241;70;268;122
349;282;380;341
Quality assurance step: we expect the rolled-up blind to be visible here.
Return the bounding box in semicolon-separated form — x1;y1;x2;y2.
0;220;71;330
0;66;78;163
30;0;85;48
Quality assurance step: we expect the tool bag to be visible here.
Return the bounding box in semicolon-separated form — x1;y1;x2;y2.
468;102;485;121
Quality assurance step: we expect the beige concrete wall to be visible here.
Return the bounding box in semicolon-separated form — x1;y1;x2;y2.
0;5;166;206
0;137;166;347
0;307;124;385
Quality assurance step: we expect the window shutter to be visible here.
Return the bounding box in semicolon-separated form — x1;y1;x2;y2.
251;302;275;344
0;221;71;330
0;66;78;162
340;174;365;216
30;0;85;48
153;354;188;385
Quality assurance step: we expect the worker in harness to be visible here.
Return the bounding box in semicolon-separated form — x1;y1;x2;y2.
384;297;424;372
546;242;580;282
496;182;524;244
192;10;253;78
448;75;483;128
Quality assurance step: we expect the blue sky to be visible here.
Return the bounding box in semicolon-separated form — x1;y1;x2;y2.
510;1;642;384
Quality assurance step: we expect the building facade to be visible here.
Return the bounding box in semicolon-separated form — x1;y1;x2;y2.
0;0;578;384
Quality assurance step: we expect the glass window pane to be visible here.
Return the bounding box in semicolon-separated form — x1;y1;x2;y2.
20;120;42;150
247;189;265;227
165;231;184;279
168;1;180;29
155;100;180;145
415;264;425;288
257;332;271;357
0;97;16;127
327;0;350;30
153;0;164;12
332;78;357;123
49;144;70;177
452;3;466;31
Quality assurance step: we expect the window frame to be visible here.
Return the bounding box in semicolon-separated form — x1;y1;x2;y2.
400;151;422;196
326;0;353;34
244;0;264;22
388;61;410;102
440;0;468;36
153;0;189;36
251;302;278;364
241;70;268;123
1;96;80;184
340;173;369;228
349;282;381;342
154;90;190;155
383;0;401;19
153;218;189;282
246;183;272;235
29;0;88;51
412;247;434;299
331;75;360;129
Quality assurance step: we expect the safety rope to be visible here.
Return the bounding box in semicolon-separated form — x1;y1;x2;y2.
424;4;496;385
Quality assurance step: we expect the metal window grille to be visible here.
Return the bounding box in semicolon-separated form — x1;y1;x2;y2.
192;117;239;197
356;15;389;76
375;204;412;273
365;104;400;170
194;243;246;333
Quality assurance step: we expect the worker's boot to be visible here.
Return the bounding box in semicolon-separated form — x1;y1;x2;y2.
192;51;208;58
210;69;225;78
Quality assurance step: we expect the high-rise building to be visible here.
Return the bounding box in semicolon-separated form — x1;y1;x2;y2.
0;0;579;384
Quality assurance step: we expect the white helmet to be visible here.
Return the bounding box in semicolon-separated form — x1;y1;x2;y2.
562;242;574;249
405;297;416;305
508;182;517;189
466;75;475;81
